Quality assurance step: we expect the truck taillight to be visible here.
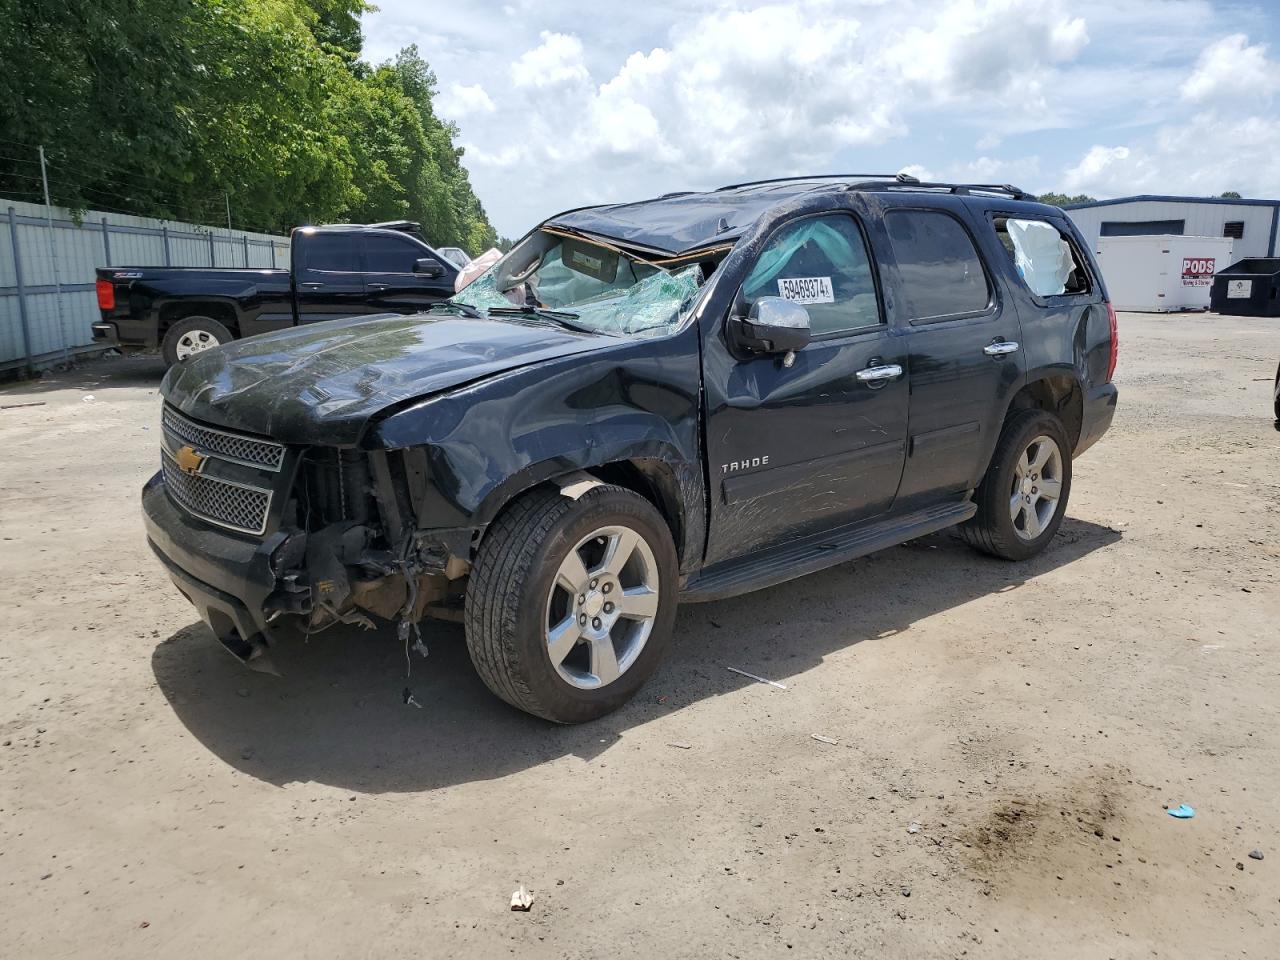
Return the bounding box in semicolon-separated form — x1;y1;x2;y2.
1106;301;1118;381
96;278;115;311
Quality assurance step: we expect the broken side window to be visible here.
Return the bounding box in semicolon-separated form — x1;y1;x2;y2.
998;217;1089;298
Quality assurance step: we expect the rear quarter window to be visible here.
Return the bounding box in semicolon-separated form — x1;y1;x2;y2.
884;210;990;321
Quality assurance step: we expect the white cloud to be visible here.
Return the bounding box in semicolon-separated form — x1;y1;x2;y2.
359;0;1280;236
1061;112;1280;198
1180;33;1279;103
510;31;589;88
438;83;496;118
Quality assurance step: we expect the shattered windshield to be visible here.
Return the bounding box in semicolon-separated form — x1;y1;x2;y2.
454;230;702;337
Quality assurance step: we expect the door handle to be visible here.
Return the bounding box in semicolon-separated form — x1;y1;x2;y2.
984;340;1020;357
300;281;324;289
367;282;389;291
855;363;904;383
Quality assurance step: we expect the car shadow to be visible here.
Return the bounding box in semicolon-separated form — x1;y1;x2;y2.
151;517;1121;793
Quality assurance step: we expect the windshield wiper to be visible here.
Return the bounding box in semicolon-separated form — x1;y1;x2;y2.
425;299;483;318
488;305;605;335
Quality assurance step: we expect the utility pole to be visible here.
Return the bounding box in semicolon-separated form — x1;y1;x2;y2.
38;145;69;366
225;192;232;230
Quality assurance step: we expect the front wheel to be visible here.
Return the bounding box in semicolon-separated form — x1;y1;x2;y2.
961;409;1072;561
464;484;679;723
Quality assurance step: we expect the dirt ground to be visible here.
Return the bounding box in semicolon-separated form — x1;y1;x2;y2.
1;312;1277;959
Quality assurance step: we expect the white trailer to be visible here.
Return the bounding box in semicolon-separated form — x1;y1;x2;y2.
1094;235;1236;312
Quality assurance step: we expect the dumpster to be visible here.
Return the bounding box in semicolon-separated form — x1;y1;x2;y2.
1210;258;1280;317
1095;235;1234;311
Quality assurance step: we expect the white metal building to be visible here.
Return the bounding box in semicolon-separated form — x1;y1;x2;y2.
1065;195;1280;260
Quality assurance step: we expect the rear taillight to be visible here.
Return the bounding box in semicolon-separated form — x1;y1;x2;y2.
95;278;115;311
1105;301;1118;381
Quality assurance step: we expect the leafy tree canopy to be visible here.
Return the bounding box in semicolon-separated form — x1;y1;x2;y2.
1037;192;1097;207
1220;190;1242;199
0;0;497;251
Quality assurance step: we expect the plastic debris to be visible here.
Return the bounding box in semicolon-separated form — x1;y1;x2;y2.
1249;849;1264;861
811;734;839;745
81;395;96;403
907;821;922;834
510;885;534;911
402;687;423;709
1167;804;1195;819
727;666;788;690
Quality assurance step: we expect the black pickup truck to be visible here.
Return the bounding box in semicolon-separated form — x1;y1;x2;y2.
93;221;459;365
143;174;1118;723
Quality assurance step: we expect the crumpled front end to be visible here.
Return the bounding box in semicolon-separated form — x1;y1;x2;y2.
143;403;475;670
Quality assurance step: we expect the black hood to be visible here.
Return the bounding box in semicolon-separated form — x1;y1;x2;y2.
161;312;614;446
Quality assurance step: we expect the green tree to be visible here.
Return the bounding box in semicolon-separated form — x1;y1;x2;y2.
1037;192;1097;207
0;0;496;248
1220;190;1242;199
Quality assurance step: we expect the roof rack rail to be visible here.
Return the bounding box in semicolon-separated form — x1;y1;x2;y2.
714;174;903;192
844;178;1034;201
368;219;424;233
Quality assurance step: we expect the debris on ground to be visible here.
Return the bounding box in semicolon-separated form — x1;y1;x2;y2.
1248;849;1263;861
81;395;96;403
0;401;45;410
901;886;912;897
810;734;839;745
907;821;922;834
727;666;787;690
666;742;692;750
1167;804;1196;819
510;885;534;911
402;688;423;709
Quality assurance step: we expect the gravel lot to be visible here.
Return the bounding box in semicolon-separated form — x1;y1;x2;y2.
1;312;1277;959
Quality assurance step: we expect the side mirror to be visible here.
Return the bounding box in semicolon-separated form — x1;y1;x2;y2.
414;258;445;278
731;297;812;354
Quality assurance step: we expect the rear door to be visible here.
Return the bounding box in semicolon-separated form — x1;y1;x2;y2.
701;205;909;565
293;232;370;324
361;232;456;313
882;203;1025;510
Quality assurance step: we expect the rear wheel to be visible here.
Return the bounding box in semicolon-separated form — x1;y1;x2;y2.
464;484;678;723
162;315;233;366
961;409;1072;561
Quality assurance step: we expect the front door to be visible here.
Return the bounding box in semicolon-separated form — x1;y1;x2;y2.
702;210;909;565
361;233;456;314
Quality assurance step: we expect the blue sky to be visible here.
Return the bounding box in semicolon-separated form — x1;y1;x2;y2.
361;0;1280;239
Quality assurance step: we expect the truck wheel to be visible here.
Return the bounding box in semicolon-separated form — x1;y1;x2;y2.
162;316;233;365
464;483;678;723
961;409;1072;561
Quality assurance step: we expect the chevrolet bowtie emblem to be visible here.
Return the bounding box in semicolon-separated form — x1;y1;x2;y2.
175;445;206;475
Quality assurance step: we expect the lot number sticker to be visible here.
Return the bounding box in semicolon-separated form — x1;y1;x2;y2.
1180;257;1215;287
777;276;834;304
1227;279;1252;299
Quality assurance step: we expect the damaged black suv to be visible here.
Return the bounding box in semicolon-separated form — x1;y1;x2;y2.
144;173;1118;722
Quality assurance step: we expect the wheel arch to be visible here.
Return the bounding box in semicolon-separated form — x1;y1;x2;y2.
473;451;702;571
1002;369;1084;454
157;298;242;338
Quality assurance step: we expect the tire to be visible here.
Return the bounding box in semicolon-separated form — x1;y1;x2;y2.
161;315;234;366
961;409;1072;561
464;483;679;723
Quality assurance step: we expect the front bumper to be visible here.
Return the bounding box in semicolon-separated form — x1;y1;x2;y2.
1075;382;1118;457
142;471;287;662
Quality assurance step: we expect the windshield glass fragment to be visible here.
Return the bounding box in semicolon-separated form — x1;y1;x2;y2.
454;230;703;337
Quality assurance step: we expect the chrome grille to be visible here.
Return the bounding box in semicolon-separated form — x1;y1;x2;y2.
162;406;284;471
161;451;272;535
